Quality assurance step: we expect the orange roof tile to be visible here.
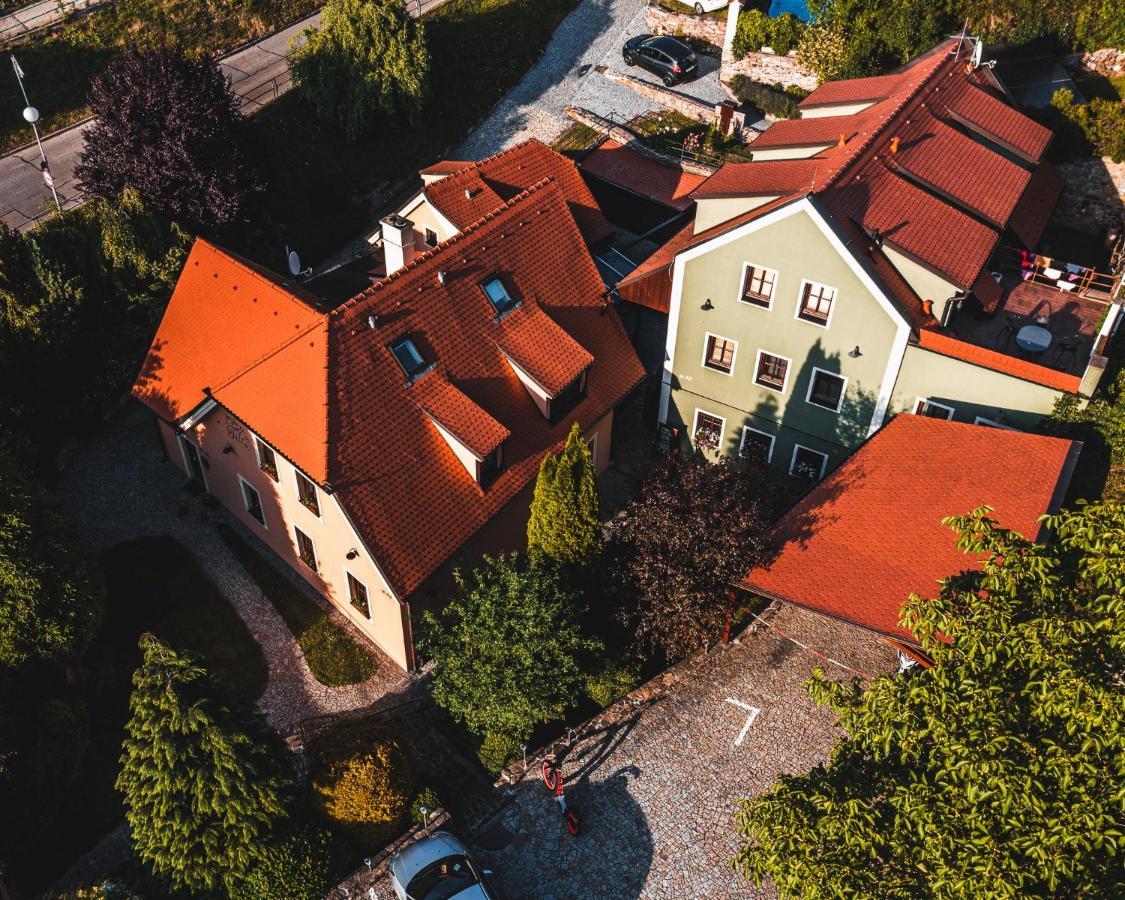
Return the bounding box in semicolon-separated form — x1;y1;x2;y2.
579;139;705;211
916;328;1082;392
419;160;474;177
742;415;1078;644
497;303;595;396
1008;162;1063;250
415;372;510;458
943;81;1052;162
424;139;614;246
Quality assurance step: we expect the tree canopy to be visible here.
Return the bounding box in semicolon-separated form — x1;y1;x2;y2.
734;502;1125;897
0;445;103;668
527;422;601;567
290;0;430;138
420;554;600;744
77;48;262;232
117;634;292;892
607;453;771;662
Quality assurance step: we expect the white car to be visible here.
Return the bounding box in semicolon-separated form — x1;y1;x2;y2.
688;0;729;12
389;832;498;900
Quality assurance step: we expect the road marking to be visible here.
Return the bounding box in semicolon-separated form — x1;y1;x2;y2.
724;698;761;746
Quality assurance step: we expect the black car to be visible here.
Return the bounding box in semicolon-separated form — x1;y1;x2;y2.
623;34;698;87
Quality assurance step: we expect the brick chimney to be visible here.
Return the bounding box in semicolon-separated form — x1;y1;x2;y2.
381;214;415;274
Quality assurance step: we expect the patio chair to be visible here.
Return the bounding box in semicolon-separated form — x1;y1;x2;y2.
1052;336;1081;369
998;316;1020;348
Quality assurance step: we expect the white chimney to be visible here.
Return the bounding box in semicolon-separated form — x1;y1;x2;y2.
381;214;415;274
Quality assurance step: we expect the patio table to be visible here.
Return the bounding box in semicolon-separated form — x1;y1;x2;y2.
1016;324;1052;353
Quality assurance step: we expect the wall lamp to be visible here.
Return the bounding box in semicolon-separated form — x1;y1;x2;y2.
701;298;714;311
848;345;863;358
222;444;234;454
346;548;359;560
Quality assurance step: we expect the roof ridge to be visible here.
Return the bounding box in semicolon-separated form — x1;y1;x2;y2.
193;238;324;318
211;318;326;395
428;137;544;188
330;177;562;316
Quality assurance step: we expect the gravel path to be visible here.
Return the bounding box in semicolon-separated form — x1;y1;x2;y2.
57;404;416;736
458;0;730;158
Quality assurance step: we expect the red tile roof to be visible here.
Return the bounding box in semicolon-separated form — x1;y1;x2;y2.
799;72;907;108
497;303;594;396
749;118;858;149
692;159;823;198
579;139;705;211
916;328;1082;392
415;372;510;459
741;415;1078;644
943;82;1052;163
1008;162;1063;250
423;139;614;246
134;182;644;599
419;160;474;177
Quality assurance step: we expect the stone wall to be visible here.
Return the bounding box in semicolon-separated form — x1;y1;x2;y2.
645;0;727;49
1053;156;1125;236
1068;47;1125;78
601;68;718;123
723;49;819;92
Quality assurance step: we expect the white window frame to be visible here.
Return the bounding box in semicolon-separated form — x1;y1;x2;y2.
739;426;775;463
294;470;320;517
794;278;838;328
692;408;726;451
343;568;372;619
177;433;209;491
253;435;280;481
805;367;849;413
752;349;792;393
423;226;438;247
237;474;267;528
294;525;318;570
701;331;738;376
739;261;778;309
973;416;1016;430
586;432;598;463
913;397;955;420
789;444;829;481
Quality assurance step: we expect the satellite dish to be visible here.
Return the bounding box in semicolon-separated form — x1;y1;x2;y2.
971;40;983;69
286;247;302;277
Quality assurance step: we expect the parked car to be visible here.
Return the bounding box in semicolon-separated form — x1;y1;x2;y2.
689;0;728;11
622;34;698;87
389;832;498;900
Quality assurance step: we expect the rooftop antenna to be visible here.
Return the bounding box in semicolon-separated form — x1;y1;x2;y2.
285;246;311;279
951;21;968;60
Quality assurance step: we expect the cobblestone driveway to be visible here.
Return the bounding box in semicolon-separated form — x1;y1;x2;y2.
353;604;898;899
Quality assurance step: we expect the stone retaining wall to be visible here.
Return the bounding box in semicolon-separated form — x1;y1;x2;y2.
645;1;727;48
1068;47;1125;77
601;67;718;123
1053;156;1125;236
723;49;819;92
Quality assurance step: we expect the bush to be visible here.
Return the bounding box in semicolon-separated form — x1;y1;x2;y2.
410;786;441;825
796;22;850;81
477;731;522;775
584;657;642;708
729;77;808;119
230;822;339;900
309;720;415;844
733;10;805;58
768;13;804;55
1049;89;1125;163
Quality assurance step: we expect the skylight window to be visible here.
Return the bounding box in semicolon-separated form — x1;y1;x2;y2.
390;337;431;382
481;276;517;315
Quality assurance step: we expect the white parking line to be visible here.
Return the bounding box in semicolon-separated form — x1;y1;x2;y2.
724;697;761;746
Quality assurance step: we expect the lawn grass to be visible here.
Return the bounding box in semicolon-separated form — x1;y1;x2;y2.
239;0;581;266
10;535;267;894
218;523;379;687
551;121;603;157
0;0;319;153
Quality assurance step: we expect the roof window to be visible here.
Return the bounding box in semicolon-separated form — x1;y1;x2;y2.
481;276;518;316
390;337;432;383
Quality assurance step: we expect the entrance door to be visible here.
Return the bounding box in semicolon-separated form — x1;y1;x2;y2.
178;435;207;490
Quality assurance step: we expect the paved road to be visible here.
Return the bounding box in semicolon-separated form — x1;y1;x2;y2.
0;0;450;231
349;603;898;899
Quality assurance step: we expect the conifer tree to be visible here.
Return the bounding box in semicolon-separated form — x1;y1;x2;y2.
116;634;291;892
527;422;601;566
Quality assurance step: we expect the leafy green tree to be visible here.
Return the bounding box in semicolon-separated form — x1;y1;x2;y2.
117;634;292;893
527;422;601;567
421;554;601;744
1046;88;1125;163
1044;370;1125;502
0;446;103;668
607;454;770;662
734;503;1125;898
230;822;340;900
290;0;430;138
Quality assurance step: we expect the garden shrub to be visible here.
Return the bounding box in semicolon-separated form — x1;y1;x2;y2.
410;786;441;825
584;657;642;708
733;10;805;58
730;77;808;119
477;731;522;775
230;822;339;900
310;720;415;844
767;13;804;55
1049;89;1125;163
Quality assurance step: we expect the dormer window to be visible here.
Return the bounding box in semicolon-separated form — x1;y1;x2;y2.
481;276;517;316
390;337;432;383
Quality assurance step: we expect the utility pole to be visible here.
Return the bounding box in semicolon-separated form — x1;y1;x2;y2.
10;54;63;214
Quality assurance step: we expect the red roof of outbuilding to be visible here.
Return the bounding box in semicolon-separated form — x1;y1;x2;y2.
134;181;644;598
579;139;705;211
423;139;614;246
741;415;1079;644
942;81;1052;163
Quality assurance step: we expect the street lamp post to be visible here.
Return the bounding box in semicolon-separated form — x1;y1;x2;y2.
10;55;62;213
